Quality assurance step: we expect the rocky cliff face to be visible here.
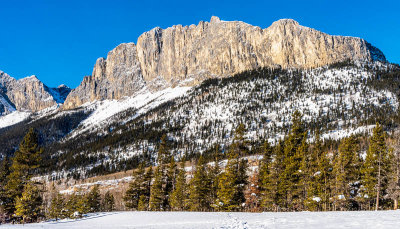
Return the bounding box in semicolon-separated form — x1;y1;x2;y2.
0;71;69;115
64;17;386;109
63;43;145;109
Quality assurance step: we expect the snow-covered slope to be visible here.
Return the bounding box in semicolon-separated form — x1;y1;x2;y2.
2;211;400;229
67;86;191;138
0;111;31;129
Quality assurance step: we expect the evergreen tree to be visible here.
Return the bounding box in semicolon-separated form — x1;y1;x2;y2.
170;160;188;211
102;191;115;212
86;185;101;213
316;147;332;211
137;195;148;211
48;193;65;221
165;155;177;210
15;182;43;223
65;193;79;218
188;155;210;211
209;147;221;209
333;135;360;210
149;135;169;211
0;157;10;214
216;124;249;211
361;123;390;210
149;166;164;211
281;111;307;211
76;195;90;216
261;139;284;211
124;162;147;210
4;128;43;216
388;135;400;210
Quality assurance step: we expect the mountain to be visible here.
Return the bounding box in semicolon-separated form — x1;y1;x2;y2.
63;17;385;109
0;71;70;115
0;17;398;179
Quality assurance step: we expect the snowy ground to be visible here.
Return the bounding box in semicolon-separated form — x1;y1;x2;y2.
2;211;400;229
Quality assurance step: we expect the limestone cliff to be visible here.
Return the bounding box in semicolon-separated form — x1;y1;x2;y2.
0;71;69;115
63;43;145;109
64;17;385;109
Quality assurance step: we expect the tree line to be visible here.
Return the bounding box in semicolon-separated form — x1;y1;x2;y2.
122;111;400;212
1;111;400;224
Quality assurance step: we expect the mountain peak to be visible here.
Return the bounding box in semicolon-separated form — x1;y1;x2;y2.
271;18;300;27
210;16;221;23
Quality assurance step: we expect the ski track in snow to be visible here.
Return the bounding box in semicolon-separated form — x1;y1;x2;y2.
2;211;400;229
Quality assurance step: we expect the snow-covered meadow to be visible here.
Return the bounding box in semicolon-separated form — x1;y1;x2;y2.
2;211;400;229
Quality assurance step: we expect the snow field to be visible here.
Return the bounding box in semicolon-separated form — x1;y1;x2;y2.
2;210;400;229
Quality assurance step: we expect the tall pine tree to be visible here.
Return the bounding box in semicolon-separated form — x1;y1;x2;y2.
4;128;42;216
361;123;390;210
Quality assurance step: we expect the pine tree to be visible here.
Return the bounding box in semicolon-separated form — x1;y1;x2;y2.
15;182;43;223
149;135;170;211
149;166;164;211
188;155;210;211
102;191;115;212
316;147;332;211
4;128;42;216
333;135;360;210
361;123;390;210
124;162;147;210
209;147;221;209
0;157;10;214
48;193;65;221
281;111;307;211
76;195;90;216
65;193;79;218
216;124;249;211
165;155;177;210
261;139;284;211
86;185;101;213
169;160;188;211
388;135;400;210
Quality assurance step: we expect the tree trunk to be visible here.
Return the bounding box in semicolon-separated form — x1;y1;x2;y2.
394;199;398;210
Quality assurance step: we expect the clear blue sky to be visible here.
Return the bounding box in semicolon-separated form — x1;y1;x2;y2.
0;0;398;88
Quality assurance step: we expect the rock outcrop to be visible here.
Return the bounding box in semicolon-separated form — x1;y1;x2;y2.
0;71;69;115
64;17;386;109
63;43;145;109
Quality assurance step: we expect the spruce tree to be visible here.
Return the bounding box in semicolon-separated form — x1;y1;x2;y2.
149;135;170;211
170;160;188;211
48;193;65;220
316;147;332;211
209;147;221;209
4;128;42;216
388;136;400;210
124;162;146;210
188;155;210;211
216;124;249;211
86;185;101;213
361;123;390;210
333;135;360;210
165;155;177;210
281;111;307;211
0;157;10;214
149;166;164;211
102;191;115;212
15;182;43;223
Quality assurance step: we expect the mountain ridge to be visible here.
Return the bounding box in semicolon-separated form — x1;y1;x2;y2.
62;16;386;109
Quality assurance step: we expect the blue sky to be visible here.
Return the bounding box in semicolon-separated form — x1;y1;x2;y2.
0;0;398;88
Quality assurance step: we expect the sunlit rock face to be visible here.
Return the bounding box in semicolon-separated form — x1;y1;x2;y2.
64;16;385;109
